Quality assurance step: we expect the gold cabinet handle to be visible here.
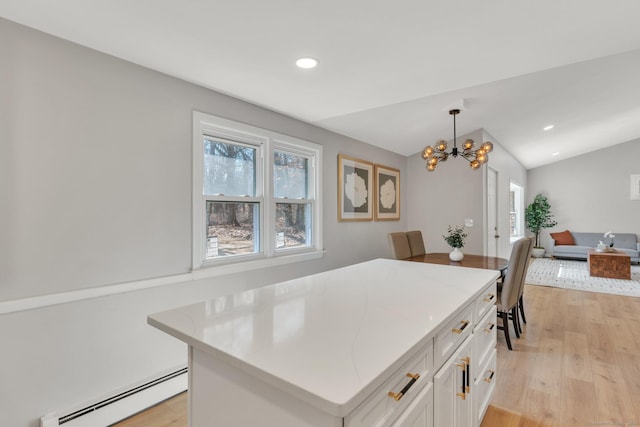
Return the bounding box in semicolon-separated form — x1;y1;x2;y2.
454;356;471;397
484;370;495;383
457;360;468;400
484;323;496;333
483;293;496;302
465;358;471;393
456;356;469;369
452;320;470;334
388;372;420;401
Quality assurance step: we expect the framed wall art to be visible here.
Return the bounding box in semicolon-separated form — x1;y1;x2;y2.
374;164;400;220
631;174;640;200
338;154;374;221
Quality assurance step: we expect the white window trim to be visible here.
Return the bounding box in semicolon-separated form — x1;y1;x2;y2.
509;180;525;239
192;111;323;273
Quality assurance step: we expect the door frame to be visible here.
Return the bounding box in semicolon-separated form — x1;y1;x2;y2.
485;167;499;258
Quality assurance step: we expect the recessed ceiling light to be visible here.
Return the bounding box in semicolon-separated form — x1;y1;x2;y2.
295;57;318;69
543;125;554;131
552;152;560;156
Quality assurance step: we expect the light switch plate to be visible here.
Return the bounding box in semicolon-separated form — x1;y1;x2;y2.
465;218;473;227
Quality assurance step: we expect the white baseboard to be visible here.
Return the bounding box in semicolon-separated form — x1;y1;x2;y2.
40;367;187;427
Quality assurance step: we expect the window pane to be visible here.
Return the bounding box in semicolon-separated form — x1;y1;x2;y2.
275;203;310;249
204;138;256;196
206;201;259;258
274;151;307;199
509;182;524;237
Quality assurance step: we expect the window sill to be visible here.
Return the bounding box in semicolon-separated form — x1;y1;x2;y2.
192;249;325;281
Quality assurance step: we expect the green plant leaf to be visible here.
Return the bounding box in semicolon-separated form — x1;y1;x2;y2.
443;225;468;248
525;194;557;247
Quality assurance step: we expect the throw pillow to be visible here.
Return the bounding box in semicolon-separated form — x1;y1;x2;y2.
550;230;575;245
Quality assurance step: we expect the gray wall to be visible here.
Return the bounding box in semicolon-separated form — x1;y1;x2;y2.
527;138;640;252
406;130;527;259
0;18;407;427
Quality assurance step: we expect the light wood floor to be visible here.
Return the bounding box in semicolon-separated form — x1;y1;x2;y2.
114;284;640;427
112;391;187;427
489;283;640;427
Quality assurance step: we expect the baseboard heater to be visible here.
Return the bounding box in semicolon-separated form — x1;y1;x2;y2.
41;366;187;427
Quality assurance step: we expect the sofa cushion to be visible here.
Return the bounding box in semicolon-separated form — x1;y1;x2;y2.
569;232;637;249
553;245;589;255
612;234;638;250
550;230;575;246
616;248;640;258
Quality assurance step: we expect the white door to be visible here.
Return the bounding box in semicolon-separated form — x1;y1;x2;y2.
486;168;498;257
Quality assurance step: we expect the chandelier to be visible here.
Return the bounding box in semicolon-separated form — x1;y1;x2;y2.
422;109;493;172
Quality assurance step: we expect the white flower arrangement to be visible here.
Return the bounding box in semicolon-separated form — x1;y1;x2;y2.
604;231;615;247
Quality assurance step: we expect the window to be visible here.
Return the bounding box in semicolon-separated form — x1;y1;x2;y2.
510;181;524;241
204;138;260;258
193;112;322;271
274;149;313;250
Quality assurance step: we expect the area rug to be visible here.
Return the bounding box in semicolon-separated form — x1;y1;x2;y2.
525;258;640;297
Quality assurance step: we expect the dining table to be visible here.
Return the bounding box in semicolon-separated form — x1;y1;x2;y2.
406;252;509;280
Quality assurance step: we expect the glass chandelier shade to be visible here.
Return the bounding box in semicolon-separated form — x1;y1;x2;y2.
422;109;493;172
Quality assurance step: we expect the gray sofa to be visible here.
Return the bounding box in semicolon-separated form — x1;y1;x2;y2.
550;231;640;263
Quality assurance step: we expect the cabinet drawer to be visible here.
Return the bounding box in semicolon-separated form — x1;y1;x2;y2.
434;304;473;368
474;349;497;427
473;306;497;372
474;284;497;324
345;340;434;427
390;381;433;427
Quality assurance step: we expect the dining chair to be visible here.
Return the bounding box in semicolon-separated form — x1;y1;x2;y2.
497;237;532;350
406;230;426;257
516;237;534;332
505;237;534;335
388;232;412;260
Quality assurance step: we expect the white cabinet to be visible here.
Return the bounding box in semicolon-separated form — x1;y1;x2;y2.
434;335;473;427
472;288;498;427
345;341;433;427
191;340;435;427
434;304;474;367
433;282;497;427
148;260;499;427
390;382;433;427
473;349;497;427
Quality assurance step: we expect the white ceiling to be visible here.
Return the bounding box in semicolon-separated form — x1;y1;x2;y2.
2;0;640;169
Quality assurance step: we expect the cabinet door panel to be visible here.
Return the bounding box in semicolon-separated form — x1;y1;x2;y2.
473;349;497;427
435;305;474;367
345;341;433;427
474;283;497;323
473;306;497;375
391;382;433;427
434;336;472;427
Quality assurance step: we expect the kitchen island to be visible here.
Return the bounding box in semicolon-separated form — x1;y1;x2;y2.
148;258;499;427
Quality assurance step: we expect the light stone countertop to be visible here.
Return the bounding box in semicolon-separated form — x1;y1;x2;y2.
148;258;499;416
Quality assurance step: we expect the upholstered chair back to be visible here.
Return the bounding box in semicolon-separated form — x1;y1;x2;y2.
406;230;426;257
500;238;531;311
388;232;412;260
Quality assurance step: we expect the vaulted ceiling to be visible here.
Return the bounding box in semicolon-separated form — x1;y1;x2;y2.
2;0;640;169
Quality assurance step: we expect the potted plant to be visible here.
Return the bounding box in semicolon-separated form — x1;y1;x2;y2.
443;225;468;261
525;193;558;257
